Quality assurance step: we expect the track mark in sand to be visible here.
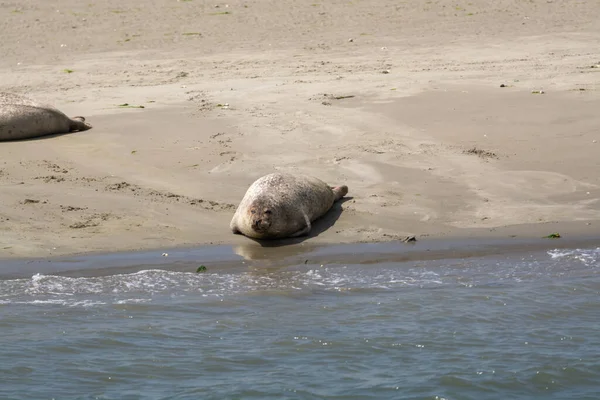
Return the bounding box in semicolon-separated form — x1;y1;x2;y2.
217;138;232;148
105;181;236;211
186;90;206;102
332;156;350;164
69;213;115;229
382;233;418;242
463;146;499;160
204;131;240;163
186;90;230;114
339;140;409;157
60;205;88;212
187;198;235;210
209;131;233;149
77;177;102;183
358;146;385;154
40;160;70;174
35;175;66;183
367;191;404;208
218;151;238;162
21;198;44;205
418;143;443;155
106;181;133;191
309;93;356;106
196;99;218;113
8;160;75;184
209;132;226;139
33;174;103;185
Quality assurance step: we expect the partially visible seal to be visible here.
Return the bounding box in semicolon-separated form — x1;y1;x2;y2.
0;92;91;141
230;172;349;239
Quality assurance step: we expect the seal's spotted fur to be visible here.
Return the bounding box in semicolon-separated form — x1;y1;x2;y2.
230;173;348;239
0;92;91;141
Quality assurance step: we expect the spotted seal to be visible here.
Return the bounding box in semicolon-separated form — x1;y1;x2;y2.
230;172;349;239
0;92;91;141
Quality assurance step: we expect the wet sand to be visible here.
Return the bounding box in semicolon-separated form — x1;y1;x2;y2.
1;0;599;259
2;232;598;280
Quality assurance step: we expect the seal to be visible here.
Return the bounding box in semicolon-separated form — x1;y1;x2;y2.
0;92;91;141
230;172;349;239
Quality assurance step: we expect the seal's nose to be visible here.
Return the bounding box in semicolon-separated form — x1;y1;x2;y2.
253;219;262;230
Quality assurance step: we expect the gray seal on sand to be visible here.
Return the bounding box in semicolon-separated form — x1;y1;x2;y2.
0;92;91;141
230;172;349;239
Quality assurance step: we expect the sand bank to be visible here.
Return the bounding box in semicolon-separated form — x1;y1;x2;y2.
1;0;599;259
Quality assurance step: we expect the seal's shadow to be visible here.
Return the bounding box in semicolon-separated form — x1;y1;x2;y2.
5;132;77;142
247;196;353;248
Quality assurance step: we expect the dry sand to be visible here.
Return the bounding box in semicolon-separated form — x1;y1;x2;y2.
1;0;599;259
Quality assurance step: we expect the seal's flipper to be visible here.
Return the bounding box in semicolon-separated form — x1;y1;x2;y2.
332;185;348;201
230;219;241;234
69;116;92;132
289;213;311;237
289;224;311;238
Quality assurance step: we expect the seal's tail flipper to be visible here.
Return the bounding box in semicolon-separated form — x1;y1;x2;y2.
69;116;92;132
331;185;349;201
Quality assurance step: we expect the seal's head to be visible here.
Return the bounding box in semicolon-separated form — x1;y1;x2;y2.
248;201;276;234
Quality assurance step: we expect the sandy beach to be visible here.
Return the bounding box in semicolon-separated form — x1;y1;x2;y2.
1;0;599;259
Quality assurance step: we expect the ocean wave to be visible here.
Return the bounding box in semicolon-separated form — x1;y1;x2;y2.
547;247;600;267
1;248;598;307
0;265;450;307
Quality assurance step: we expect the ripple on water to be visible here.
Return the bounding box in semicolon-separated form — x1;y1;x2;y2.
0;247;599;399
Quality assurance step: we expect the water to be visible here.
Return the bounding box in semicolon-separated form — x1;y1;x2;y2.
1;244;599;399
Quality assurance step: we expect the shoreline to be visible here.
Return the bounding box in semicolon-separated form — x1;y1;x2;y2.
1;223;598;279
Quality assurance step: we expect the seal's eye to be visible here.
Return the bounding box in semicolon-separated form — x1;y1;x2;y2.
250;209;256;214
264;209;272;215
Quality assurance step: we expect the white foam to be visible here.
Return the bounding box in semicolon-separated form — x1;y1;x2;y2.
0;299;105;307
0;264;451;307
4;249;597;307
547;247;600;267
115;298;152;304
548;250;574;259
